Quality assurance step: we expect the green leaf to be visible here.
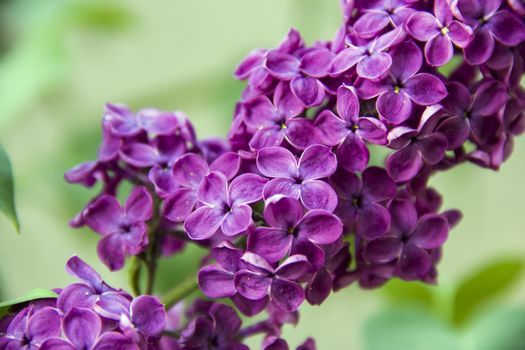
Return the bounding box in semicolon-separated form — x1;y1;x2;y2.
0;144;20;232
465;308;525;350
364;307;461;350
382;279;434;309
0;288;57;317
453;258;524;326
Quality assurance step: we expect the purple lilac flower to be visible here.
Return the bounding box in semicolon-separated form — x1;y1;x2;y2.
256;145;338;212
241;82;319;150
330;26;405;79
386;105;448;182
83;187;153;271
184;172;267;239
315;85;387;172
358;41;447;124
330;166;396;239
452;0;525;65
406;0;473;66
247;196;343;264
353;0;415;38
234;253;311;312
364;198;449;280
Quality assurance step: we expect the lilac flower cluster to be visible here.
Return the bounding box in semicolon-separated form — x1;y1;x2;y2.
3;0;525;348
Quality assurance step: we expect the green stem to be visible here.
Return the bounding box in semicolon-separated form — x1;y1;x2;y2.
128;256;142;296
161;276;199;309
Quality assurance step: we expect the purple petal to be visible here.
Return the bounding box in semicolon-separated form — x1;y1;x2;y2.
373;26;406;51
265;50;300;80
357;117;388;144
386;144;423;182
248;228;293;264
212;242;244;272
232;293;268;317
377;90;413;124
196;171;228;206
437;116;470;150
148;166;177;197
92;333;138;350
209;304;242;338
104;103;139;137
276;255;312;280
300;180;338;212
84;195;122;235
406;12;440;41
257;147;296;178
274;82;304;119
230;174;267;205
448;20;474;47
57;284;96;313
63;308;101;349
329;167;362;198
290;76;325;108
210;152;240;180
314;110;348;146
40;339;76;350
263;195;303;229
184;207;225;240
418;133;448;164
357;52;392;79
270;279;304;312
354;11;390;38
306;268;332;305
263;178;300;200
300;48;334;78
27;307;61;342
398;244;432;280
284;118;320;150
97;234;126;271
464;26;495;65
130;295;166;337
356;203;391;239
221;204;252;236
125;187;153;222
329;47;364;75
138;110;179;135
234;271;271;300
297;210;343;245
240;252;275;273
365;237;403;263
119;143;159;167
389;198;418;236
173;153;209;188
471;80;508;117
336;85;359;124
163;188;197;222
337;133;370;172
235;49;265;79
362;166;397;202
243;96;279;129
488;10;525;46
65;256;103;289
299;145;337;180
390;41;423;81
425;34;453;66
249;126;285;150
198;266;235;298
404;73;448;105
411;214;449;249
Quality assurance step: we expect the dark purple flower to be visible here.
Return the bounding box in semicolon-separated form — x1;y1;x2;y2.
179;303;248;350
364;198;449;280
184;172;267;239
358;41;447;124
257;145;338;212
353;0;416;38
315;85;387;172
453;0;525;64
406;0;473;66
0;306;61;350
330;27;406;79
386;105;448;182
241;82;319;150
234;253;311;312
330;166;396;239
83;187;153;271
247;196;343;264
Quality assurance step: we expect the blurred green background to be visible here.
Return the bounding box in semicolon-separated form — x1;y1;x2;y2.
0;1;524;349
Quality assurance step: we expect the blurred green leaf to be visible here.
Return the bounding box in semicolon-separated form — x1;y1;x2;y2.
0;144;19;232
64;1;133;31
364;307;461;350
453;259;524;326
382;279;434;309
466;308;525;350
0;288;56;317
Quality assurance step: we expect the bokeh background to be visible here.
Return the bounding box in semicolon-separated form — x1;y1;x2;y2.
0;1;524;349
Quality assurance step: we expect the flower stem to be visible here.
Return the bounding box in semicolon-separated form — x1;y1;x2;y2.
128;256;142;296
161;276;199;309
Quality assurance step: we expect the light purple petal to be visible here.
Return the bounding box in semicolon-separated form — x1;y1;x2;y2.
270;279;304;312
97;234;126;271
448;20;474;47
263;195;303;229
300;180;338;212
125;187;153;222
297;210;343;245
314;110;348;146
196;171;228;206
373;26;406;51
130;295;166;337
299;145;337;180
263;178;300;200
329;47;364;75
210;152;240;180
243;96;278;129
406;11;440;41
265;50;300;80
337;133;370;172
92;333;138;350
119;143;159;167
336;85;360;124
249;126;284;150
163;188;197;222
247;228;293;264
425;34;453;66
284;118;320;150
137;110;179;135
221;204;252;236
357;117;388;144
357;52;392;79
377;90;413;124
84;195;122;235
27;307;61;342
290;76;325;108
63;308;101;349
404;73;448;105
390;41;423;81
230;174;267;205
40;339;76;350
488;10;525;46
234;271;271;300
198;265;235;298
300;48;334;78
354;10;390;38
257;147;297;178
65;256;103;289
274;82;304;119
173;153;209;188
276;255;312;280
184;206;225;240
57;284;96;312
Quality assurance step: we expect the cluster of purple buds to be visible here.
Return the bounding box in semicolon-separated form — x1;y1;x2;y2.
3;0;524;348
